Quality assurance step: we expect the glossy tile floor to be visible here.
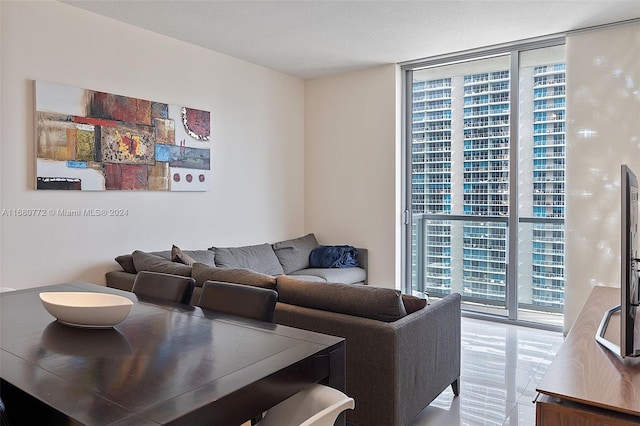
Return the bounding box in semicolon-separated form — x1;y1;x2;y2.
409;317;564;426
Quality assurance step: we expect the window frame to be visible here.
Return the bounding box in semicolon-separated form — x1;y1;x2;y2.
401;36;566;330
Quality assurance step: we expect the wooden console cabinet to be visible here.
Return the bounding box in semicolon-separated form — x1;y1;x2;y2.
536;286;640;425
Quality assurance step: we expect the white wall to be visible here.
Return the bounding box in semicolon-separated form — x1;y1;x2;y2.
304;65;401;288
565;21;640;332
0;1;305;289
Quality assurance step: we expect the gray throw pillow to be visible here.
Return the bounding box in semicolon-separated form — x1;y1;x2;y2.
170;245;216;266
402;294;427;314
191;262;277;289
115;254;136;273
172;245;197;265
131;251;192;276
210;243;284;275
272;233;319;274
276;275;407;322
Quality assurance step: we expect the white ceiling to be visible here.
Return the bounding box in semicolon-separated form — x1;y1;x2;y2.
61;0;640;80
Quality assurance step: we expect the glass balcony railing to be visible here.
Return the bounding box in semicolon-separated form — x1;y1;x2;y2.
411;215;564;326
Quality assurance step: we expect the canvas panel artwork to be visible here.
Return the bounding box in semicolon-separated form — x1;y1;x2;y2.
35;81;211;191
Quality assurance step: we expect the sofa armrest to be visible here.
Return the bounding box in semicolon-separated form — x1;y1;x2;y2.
389;293;461;424
105;270;136;292
356;248;368;284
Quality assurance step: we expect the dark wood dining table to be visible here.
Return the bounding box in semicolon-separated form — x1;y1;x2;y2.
0;282;345;425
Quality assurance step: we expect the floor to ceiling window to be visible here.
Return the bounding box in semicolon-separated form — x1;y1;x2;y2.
403;40;565;328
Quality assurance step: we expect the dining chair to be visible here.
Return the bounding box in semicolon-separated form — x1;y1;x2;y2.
132;271;195;305
197;281;278;322
256;383;354;426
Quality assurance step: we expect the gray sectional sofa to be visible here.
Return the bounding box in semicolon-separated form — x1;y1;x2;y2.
105;233;461;426
105;233;368;302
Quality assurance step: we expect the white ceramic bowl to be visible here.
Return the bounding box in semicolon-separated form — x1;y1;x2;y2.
39;292;133;328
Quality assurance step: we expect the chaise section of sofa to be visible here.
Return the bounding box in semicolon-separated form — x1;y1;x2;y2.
273;276;461;426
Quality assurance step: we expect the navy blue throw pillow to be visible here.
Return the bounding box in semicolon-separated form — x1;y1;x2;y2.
309;245;359;268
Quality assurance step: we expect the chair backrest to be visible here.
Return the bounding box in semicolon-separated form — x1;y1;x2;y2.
197;281;278;322
132;271;195;305
257;383;355;426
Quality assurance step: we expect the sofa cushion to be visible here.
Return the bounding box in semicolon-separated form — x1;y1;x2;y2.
171;245;216;266
191;262;277;289
401;294;427;314
272;233;319;274
149;250;172;260
115;254;136;273
276;275;406;322
283;274;326;282
131;251;192;276
211;243;284;275
289;267;366;284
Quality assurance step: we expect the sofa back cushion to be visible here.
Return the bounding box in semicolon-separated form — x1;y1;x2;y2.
131;251;192;276
192;263;277;289
148;250;172;260
272;233;319;274
210;243;284;275
170;245;216;266
276;276;407;322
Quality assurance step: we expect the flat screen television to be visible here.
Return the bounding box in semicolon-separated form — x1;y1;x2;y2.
596;164;640;359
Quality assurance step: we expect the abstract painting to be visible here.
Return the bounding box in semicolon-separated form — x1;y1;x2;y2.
35;81;211;191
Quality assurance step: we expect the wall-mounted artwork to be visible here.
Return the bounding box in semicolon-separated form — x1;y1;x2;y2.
35;81;211;191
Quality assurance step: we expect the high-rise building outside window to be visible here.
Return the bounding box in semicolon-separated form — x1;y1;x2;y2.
404;42;565;328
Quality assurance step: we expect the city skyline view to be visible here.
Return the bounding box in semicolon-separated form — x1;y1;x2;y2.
409;50;566;324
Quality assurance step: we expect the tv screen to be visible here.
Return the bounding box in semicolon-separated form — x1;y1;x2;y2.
595;164;640;359
621;164;639;357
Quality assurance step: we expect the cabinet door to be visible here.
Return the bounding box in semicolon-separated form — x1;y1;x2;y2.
536;395;640;426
